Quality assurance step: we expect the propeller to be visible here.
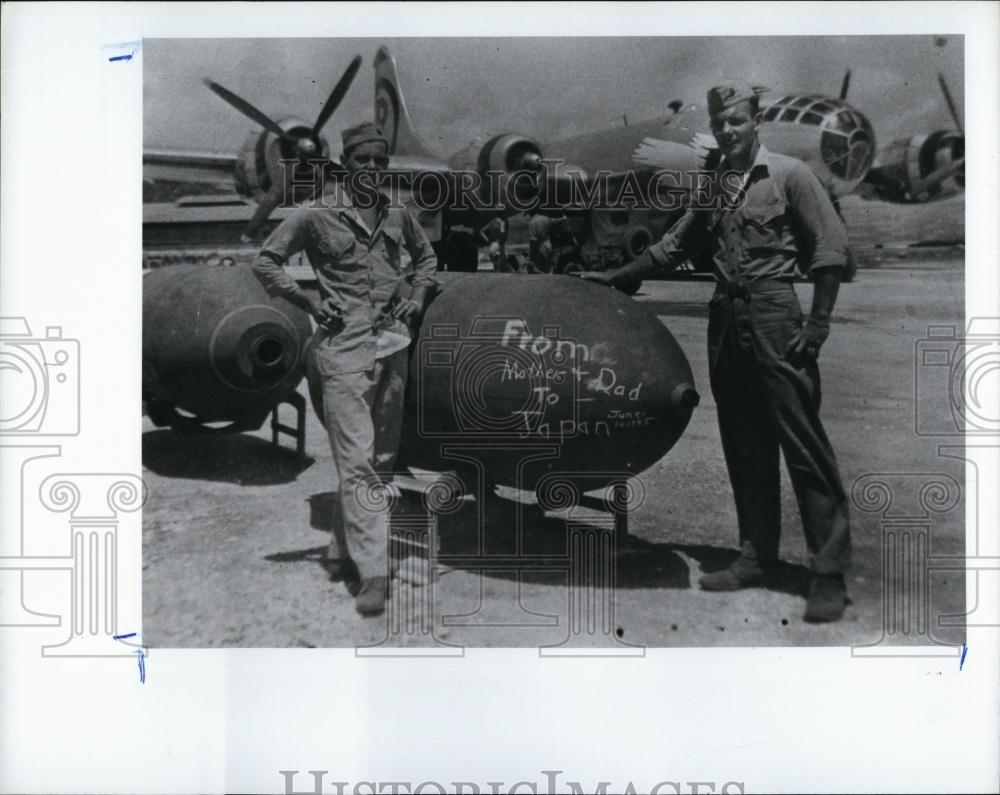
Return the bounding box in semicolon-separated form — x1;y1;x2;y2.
937;72;964;135
313;55;362;136
908;156;965;201
839;69;852;100
203;79;294;142
203;55;363;240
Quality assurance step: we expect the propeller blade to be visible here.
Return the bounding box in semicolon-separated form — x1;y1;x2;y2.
203;79;293;142
313;55;363;136
937;73;964;135
908;156;965;200
241;187;284;243
839;69;852;100
241;159;336;241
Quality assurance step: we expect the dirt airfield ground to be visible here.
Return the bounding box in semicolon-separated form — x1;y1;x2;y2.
143;255;965;650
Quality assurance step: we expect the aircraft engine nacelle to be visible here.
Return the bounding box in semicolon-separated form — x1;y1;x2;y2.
143;265;313;432
873;131;965;203
449;133;545;208
233;118;332;205
306;273;700;494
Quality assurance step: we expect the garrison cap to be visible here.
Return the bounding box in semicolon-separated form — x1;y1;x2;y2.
341;121;389;155
707;79;760;115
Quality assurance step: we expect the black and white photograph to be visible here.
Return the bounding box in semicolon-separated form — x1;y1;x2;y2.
141;35;967;649
1;4;997;794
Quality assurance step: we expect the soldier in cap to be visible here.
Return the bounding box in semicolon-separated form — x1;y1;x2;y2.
583;79;852;623
252;121;439;617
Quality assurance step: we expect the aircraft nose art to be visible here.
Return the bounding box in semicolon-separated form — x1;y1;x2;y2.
393;273;700;491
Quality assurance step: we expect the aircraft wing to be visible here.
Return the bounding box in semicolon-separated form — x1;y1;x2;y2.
143;149;238;187
631;133;718;173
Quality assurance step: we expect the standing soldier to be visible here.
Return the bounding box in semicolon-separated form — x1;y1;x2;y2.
252;122;438;617
583;80;852;623
479;216;512;272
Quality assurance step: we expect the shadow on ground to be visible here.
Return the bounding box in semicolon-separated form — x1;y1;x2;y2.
142;430;314;485
269;491;812;596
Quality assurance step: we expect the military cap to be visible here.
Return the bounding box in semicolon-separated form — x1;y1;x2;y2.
707;79;759;115
341;121;389;155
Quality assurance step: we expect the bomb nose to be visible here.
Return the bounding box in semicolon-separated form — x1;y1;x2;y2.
250;335;286;371
671;383;700;410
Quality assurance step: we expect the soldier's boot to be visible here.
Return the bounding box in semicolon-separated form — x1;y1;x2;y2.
699;556;774;592
803;573;849;623
355;576;389;617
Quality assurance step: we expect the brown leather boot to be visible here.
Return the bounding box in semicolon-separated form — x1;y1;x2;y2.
355;576;389;617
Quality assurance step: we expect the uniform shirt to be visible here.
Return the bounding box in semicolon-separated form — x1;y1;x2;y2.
646;145;848;281
481;217;507;245
527;213;551;245
252;189;438;375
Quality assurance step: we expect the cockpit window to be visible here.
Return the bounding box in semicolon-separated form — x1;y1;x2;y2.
836;111;857;131
800;111;823;126
779;108;799;122
763;106;781;122
793;96;812;108
812;102;833;115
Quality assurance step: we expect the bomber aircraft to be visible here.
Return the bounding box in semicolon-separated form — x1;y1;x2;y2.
144;45;964;277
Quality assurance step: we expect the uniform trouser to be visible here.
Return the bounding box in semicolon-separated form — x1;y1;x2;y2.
322;348;409;580
707;282;851;575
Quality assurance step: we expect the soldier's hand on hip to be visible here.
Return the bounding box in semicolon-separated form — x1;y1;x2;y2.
786;317;830;367
391;297;422;322
312;296;344;331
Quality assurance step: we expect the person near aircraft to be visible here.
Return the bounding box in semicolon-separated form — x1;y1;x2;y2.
582;80;852;623
526;210;553;273
251;121;438;617
479;216;513;272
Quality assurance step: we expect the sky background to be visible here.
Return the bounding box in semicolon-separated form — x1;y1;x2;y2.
144;36;964;159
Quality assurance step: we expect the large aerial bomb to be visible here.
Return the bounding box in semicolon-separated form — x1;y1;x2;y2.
306;273;700;494
143;265;313;432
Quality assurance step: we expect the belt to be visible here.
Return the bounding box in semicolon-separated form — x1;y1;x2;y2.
714;277;795;302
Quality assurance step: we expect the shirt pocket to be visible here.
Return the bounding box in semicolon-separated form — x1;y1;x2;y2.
318;230;357;260
741;199;786;250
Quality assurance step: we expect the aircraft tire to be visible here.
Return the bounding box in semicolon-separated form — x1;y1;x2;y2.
623;225;654;261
